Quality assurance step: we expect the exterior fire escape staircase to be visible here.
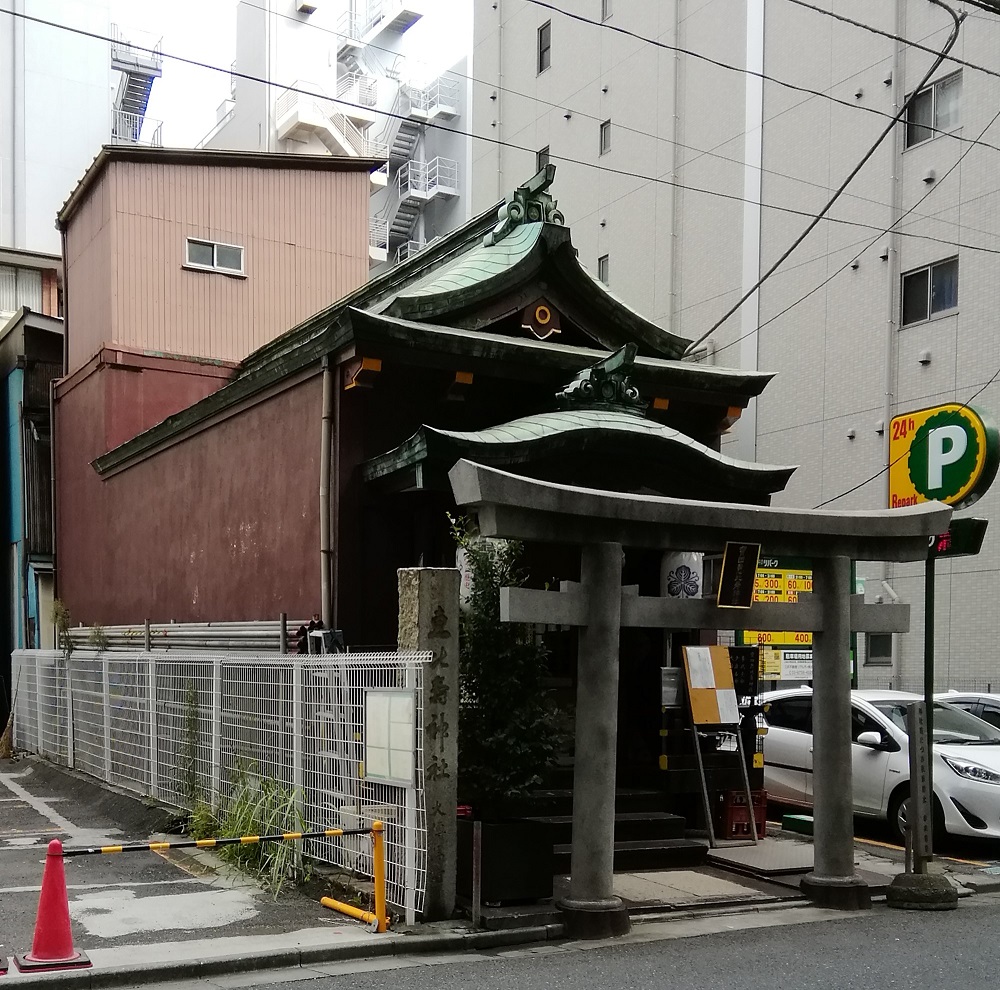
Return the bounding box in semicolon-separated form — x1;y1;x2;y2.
372;78;460;261
110;24;163;147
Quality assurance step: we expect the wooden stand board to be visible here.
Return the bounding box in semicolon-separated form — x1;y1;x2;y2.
681;645;758;848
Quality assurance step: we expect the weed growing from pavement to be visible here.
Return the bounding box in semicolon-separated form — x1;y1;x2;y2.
189;761;309;897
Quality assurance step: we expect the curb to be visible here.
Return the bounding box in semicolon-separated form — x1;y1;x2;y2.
0;925;565;990
0;892;816;989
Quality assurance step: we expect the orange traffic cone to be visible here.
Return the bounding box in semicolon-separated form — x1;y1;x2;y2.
14;840;90;972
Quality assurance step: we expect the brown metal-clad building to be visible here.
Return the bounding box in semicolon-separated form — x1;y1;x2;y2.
58;146;379;373
53;146;380;628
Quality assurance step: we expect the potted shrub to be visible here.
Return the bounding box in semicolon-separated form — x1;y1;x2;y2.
451;519;561;904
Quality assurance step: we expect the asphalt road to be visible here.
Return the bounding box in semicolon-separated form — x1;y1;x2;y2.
244;898;1000;990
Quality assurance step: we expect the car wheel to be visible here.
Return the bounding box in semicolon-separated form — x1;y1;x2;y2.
887;787;946;847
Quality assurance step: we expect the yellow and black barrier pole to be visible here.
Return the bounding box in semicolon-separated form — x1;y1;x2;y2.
320;821;388;933
61;827;370;857
63;824;390;934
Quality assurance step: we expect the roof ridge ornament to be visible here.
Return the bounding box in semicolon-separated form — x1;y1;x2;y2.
483;164;566;246
557;344;646;414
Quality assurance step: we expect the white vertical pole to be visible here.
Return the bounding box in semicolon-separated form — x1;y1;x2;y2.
403;661;417;926
65;655;75;769
148;657;158;800
34;654;43;756
211;659;222;807
292;660;304;871
102;658;112;782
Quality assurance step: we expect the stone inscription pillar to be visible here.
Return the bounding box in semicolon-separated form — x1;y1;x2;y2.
397;567;460;921
802;554;870;909
560;542;630;937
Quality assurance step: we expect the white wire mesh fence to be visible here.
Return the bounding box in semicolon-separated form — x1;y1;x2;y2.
12;650;431;917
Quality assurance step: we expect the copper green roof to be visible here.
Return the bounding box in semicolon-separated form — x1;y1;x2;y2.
363;407;796;503
398;221;544;300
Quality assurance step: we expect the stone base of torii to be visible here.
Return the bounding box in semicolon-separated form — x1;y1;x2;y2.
449;459;951;938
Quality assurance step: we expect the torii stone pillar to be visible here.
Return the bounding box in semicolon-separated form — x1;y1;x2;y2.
450;459;951;934
561;543;629;935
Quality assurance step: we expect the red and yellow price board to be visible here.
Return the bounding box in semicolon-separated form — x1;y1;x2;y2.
742;557;813;647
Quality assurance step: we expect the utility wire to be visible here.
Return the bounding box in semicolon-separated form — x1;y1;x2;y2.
712;98;1000;364
813;364;1000;509
805;101;1000;508
238;0;1000;242
783;0;1000;84
682;0;965;357
4;3;998;261
525;0;995;152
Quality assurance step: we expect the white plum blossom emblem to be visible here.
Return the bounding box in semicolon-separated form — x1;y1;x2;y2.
667;565;700;599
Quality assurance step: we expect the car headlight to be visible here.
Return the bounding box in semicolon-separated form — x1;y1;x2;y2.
942;756;1000;786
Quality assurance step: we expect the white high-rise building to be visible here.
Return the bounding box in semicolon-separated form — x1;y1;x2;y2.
471;0;1000;692
0;1;162;255
201;1;473;270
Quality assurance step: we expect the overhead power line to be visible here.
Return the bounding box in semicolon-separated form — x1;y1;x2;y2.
713;97;1000;364
524;0;993;151
783;0;1000;84
238;0;1000;243
3;4;998;262
682;0;965;356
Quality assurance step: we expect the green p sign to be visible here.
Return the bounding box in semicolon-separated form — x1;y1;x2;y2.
889;403;1000;509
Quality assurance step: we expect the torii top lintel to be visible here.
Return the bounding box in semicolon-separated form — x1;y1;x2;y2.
448;460;952;563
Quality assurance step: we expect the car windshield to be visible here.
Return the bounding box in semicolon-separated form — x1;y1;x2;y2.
871;700;1000;745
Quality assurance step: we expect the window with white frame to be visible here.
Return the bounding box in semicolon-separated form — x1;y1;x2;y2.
901;257;958;326
0;265;42;317
598;254;609;285
185;238;245;275
537;21;551;74
599;119;612;155
905;72;961;148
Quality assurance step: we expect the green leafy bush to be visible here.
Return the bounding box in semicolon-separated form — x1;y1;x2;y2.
451;517;562;818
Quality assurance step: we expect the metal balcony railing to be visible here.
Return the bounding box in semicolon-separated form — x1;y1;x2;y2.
370;216;389;251
395;239;424;263
276;84;387;159
406;75;460;116
397;157;460;199
337;72;378;107
111;110;163;147
110;23;163;73
338;1;410;42
331;112;388;158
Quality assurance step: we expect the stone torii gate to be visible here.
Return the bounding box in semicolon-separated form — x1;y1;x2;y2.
449;459;951;937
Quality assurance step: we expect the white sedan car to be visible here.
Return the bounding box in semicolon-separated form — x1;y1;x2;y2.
761;688;1000;842
935;691;1000;730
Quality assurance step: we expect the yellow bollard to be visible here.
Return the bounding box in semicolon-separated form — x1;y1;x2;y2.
372;821;388;933
320;897;379;930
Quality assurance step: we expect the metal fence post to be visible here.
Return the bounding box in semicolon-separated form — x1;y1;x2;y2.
292;660;304;872
34;654;43;756
211;658;222;807
148;656;158;800
102;657;111;782
65;656;75;769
